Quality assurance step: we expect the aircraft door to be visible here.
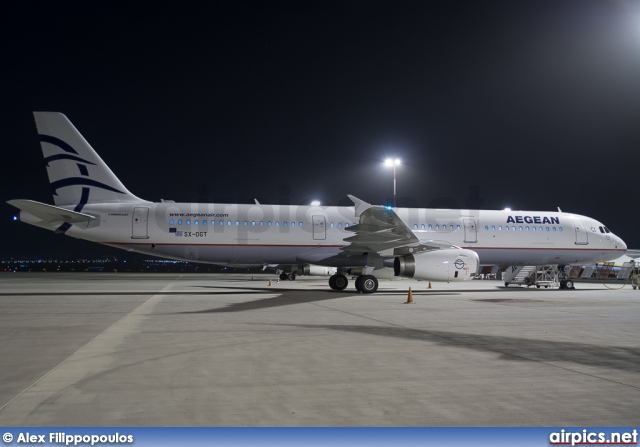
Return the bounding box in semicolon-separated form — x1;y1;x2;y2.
463;218;477;243
573;218;589;245
312;215;326;240
132;207;149;239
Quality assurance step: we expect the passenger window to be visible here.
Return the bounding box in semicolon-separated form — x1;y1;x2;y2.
291;222;295;227
414;224;418;229
252;221;256;226
525;226;529;231
195;220;198;225
267;221;271;226
235;221;239;226
519;226;523;231
243;221;247;226
169;219;174;225
546;227;549;231
338;222;342;228
428;224;433;230
532;226;536;231
505;226;509;231
436;225;440;230
275;221;279;227
203;220;207;226
491;226;495;231
559;227;563;232
457;225;461;230
421;224;425;229
227;221;231;226
485;225;489;230
186;220;191;225
259;221;263;226
178;220;183;225
498;226;502;231
552;227;556;232
330;222;334;228
283;221;287;227
299;222;303;227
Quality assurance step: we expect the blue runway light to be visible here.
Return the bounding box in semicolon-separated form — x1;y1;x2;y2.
12;215;18;221
386;206;392;211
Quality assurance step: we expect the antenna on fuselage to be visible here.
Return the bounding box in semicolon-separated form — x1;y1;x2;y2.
557;207;562;213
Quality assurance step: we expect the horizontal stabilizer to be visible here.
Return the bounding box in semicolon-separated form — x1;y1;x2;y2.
7;199;96;224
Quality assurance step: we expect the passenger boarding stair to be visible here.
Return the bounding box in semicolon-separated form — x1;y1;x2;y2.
504;265;559;288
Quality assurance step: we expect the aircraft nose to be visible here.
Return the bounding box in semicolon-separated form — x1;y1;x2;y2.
619;237;627;252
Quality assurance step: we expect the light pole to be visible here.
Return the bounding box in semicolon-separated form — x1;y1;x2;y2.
384;158;401;207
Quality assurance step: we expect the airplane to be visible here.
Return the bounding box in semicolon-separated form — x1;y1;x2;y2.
8;112;627;293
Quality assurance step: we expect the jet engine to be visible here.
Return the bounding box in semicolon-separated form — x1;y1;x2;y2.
393;249;479;281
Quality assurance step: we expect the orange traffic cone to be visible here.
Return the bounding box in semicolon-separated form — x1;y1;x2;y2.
405;287;414;304
268;279;273;286
428;281;432;289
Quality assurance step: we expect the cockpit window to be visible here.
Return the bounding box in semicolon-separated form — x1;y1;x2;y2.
604;227;611;233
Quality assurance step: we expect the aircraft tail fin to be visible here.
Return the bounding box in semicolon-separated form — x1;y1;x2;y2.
34;112;146;207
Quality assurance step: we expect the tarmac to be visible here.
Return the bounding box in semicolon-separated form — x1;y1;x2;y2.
0;272;638;426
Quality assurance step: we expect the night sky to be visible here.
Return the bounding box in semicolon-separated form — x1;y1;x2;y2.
2;1;640;258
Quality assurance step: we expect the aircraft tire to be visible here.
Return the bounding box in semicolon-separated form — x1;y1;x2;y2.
288;273;296;281
279;273;288;281
354;276;363;292
330;274;348;291
359;275;378;294
565;279;574;290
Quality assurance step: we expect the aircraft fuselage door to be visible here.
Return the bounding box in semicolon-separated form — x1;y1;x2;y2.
313;215;326;240
132;207;149;239
463;218;477;243
574;218;588;245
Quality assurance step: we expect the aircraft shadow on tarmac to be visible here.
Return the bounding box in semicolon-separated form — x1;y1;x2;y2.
176;285;562;314
269;323;640;375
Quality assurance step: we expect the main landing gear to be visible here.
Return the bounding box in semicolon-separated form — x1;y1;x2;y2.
328;274;378;293
279;272;296;281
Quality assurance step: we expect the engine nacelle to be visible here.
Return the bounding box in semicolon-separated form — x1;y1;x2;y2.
393;249;479;281
301;264;338;276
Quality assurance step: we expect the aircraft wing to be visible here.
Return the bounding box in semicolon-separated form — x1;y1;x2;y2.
344;195;456;255
7;199;96;224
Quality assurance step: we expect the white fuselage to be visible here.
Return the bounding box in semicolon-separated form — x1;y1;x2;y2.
60;202;626;267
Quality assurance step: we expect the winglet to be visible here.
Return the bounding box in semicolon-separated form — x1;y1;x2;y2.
347;195;372;217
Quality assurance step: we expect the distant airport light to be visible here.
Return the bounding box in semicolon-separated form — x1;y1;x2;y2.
12;216;18;221
311;200;321;206
503;207;512;211
384;158;401;207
